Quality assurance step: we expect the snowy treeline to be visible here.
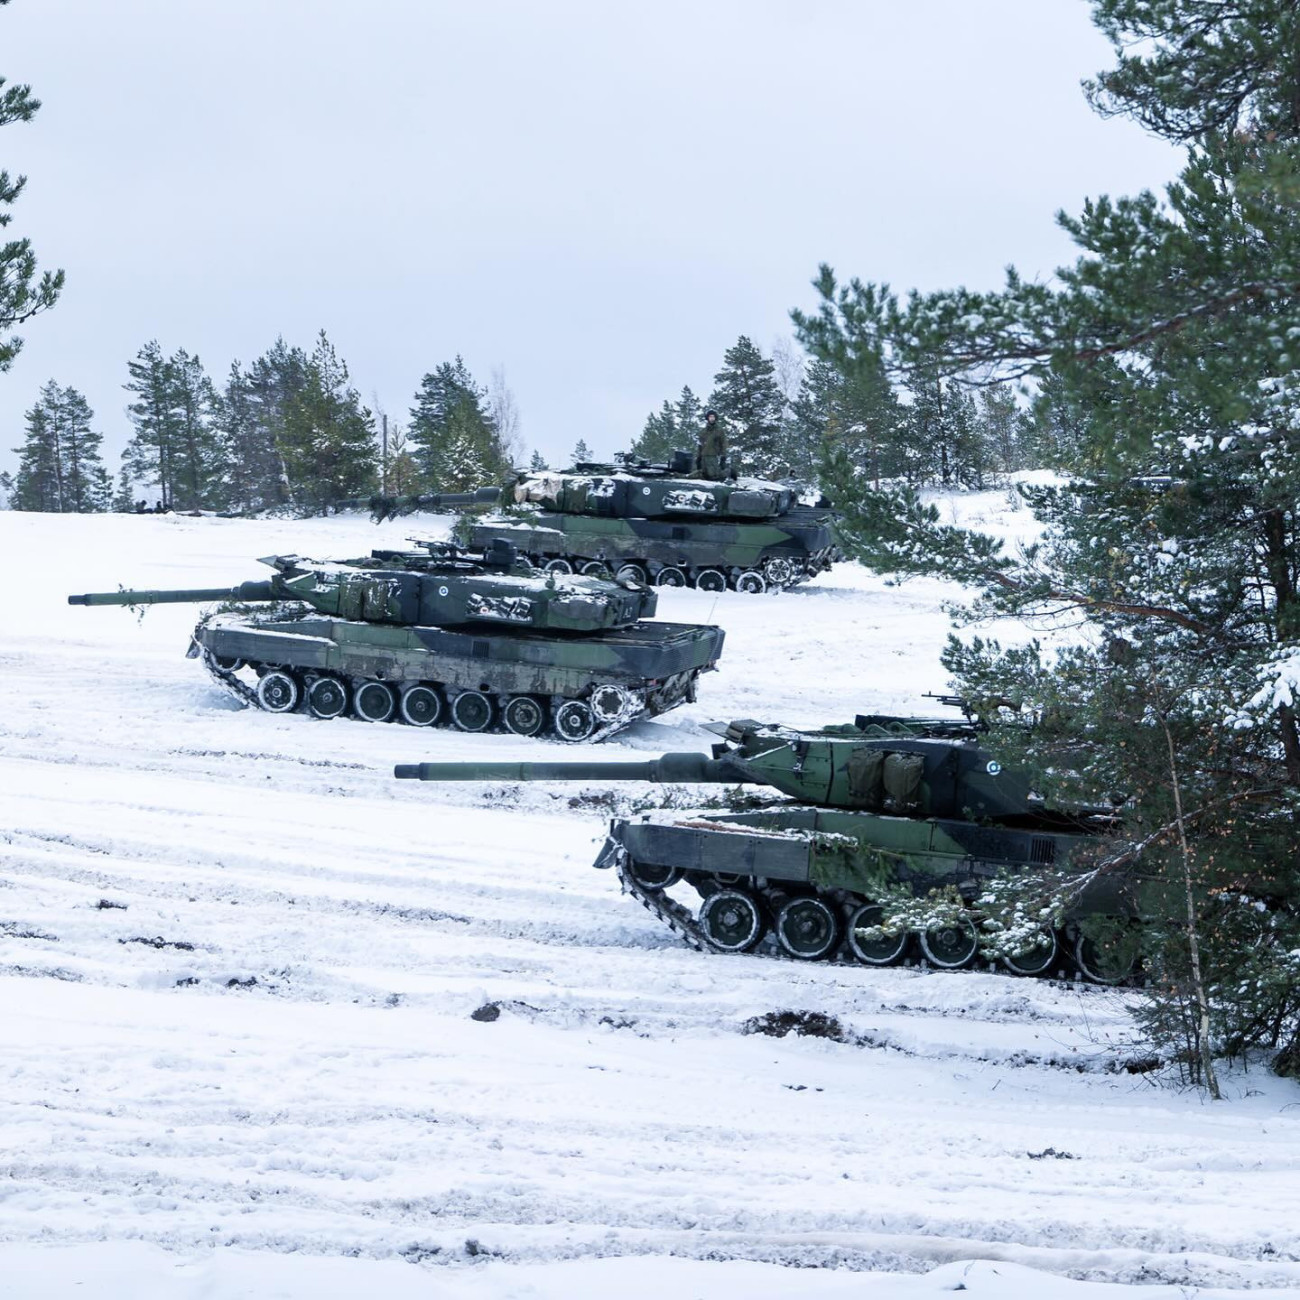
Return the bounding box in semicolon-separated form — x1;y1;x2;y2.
630;334;1051;488
5;335;515;514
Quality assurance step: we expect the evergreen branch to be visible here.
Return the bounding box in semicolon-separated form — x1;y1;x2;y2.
1093;784;1285;876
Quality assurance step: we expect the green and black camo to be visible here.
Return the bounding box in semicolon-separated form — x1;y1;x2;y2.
365;452;842;593
68;541;724;741
397;709;1153;980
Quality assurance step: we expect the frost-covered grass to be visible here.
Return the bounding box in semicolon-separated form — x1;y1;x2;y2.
0;500;1297;1298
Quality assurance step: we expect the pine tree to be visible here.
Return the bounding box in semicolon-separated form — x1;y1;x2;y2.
12;398;57;510
167;350;225;510
0;469;13;509
123;341;180;509
230;338;310;510
629;400;678;462
708;336;788;478
12;381;111;512
528;449;548;471
54;383;111;511
1;8;63;372
112;467;136;512
789;354;908;490
280;331;377;512
794;0;1300;1083
408;356;507;490
571;438;591;465
975;384;1026;476
675;385;703;443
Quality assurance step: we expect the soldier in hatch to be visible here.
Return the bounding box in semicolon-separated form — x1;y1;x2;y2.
697;409;727;480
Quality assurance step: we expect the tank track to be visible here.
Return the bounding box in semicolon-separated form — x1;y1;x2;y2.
612;844;709;953
193;639;681;743
526;552;834;595
606;838;1128;984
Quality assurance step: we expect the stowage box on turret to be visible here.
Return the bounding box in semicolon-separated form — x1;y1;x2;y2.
69;541;725;741
368;452;842;593
397;708;1152;979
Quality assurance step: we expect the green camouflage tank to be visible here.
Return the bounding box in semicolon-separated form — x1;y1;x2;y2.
69;541;725;741
396;705;1159;980
367;451;842;593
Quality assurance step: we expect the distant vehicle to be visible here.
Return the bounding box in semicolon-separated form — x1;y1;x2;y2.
364;451;843;593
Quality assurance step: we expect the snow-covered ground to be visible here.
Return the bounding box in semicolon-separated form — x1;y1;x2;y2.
1;500;1298;1299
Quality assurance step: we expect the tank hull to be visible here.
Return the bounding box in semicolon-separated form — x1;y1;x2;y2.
192;612;724;740
599;805;1148;980
466;508;838;590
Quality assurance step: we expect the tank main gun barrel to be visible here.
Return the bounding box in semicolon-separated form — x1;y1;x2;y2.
394;753;738;783
68;580;277;607
369;486;501;522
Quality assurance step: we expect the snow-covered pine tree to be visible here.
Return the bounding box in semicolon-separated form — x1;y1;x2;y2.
975;384;1027;476
794;0;1300;1084
708;336;788;478
905;371;987;488
528;449;548;471
408;357;507;490
0;9;62;373
0;469;13;509
570;438;591;465
280;331;377;512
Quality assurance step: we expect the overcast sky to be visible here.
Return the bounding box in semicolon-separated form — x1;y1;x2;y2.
1;0;1180;478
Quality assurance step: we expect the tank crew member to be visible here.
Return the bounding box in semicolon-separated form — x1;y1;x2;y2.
698;409;727;480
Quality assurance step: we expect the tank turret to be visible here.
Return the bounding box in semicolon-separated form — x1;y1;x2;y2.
69;542;723;740
397;709;1141;981
396;715;1109;825
362;453;841;593
70;542;656;634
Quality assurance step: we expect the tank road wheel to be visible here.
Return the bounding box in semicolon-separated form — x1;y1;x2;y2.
699;889;765;953
655;566;686;588
847;902;909;966
580;560;611;578
1002;926;1060;977
693;568;727;592
615;563;647;585
626;859;683;892
450;690;493;733
256;670;300;713
400;683;443;727
306;676;348;720
543;558;573;575
354;680;397;723
734;570;767;594
763;557;795;588
502;694;546;737
553;698;596;742
775;896;842;961
919;914;979;969
590;683;632;724
1073;927;1140;985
